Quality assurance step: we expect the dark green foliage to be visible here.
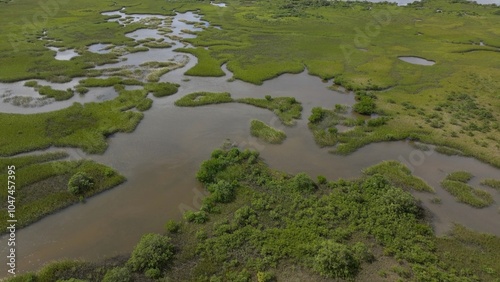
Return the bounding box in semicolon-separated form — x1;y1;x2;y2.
353;96;376;115
308;107;325;123
127;233;174;272
102;267;131;282
67;172;94;196
314;241;360;279
445;171;473;183
184;210;209;223
144;82;179;97
289;172;316;193
145;268;162;279
481;178;500;190
165;220;181;233
250;119;286;144
238;96;302;126
317;175;327;184
208;180;237;203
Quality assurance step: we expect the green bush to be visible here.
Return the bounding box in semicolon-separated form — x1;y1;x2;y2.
289;172;316;193
353;96;376;115
127;233;174;272
207;180;236;203
309;107;325;123
317;175;327;184
165;220;181;233
67;172;94;196
102;267;131;282
446;171;473;183
145;268;162;279
184;211;209;223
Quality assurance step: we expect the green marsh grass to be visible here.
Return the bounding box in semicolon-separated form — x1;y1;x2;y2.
250;119;286;144
0;154;125;232
237;96;302;126
37;86;74;101
481;179;500;191
441;179;493;208
363;161;434;192
174;92;233;107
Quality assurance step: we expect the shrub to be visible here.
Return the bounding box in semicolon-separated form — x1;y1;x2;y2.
317;175;327;184
289;172;316;193
314;241;360;279
353;96;376;115
67;172;94;196
367;116;388;127
102;267;132;282
208;180;237;203
145;268;162;279
257;271;275;282
127;233;174;272
184;211;209;223
309;107;325;123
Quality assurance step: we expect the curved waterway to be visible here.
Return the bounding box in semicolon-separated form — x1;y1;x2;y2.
0;8;499;279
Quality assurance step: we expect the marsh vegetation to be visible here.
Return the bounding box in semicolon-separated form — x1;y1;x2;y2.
10;148;500;281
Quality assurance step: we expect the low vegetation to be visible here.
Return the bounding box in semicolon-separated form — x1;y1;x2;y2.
0;152;125;232
12;148;500;281
446;171;473;183
481;178;500;191
174;92;233;107
441;172;493;208
250;119;286;144
308;106;345;147
237;96;302;126
144;82;179;97
363;161;434;193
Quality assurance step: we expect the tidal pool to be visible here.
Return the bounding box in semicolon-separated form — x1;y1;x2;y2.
398;56;436;66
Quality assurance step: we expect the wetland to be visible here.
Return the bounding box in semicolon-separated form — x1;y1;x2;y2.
1;0;500;281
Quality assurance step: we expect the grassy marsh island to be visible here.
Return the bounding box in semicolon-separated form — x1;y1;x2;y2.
250;119;287;144
0;152;124;232
441;171;494;208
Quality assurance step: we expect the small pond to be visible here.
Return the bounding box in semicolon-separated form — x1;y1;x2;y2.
398;56;435;66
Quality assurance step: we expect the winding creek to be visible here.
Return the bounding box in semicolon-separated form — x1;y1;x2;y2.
0;6;499;277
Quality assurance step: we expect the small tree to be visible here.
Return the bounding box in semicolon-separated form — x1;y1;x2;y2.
67;172;94;196
127;233;174;272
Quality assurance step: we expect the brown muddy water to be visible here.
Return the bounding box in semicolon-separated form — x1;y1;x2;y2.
0;9;499;279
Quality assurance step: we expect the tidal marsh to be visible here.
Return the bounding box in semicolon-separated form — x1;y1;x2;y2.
249;119;287;144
